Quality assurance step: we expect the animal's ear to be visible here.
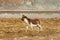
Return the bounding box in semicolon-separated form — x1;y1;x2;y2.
22;15;25;17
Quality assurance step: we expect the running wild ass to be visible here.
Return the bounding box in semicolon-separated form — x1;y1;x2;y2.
21;15;43;32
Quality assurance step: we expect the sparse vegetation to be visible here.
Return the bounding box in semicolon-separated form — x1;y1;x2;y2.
0;18;60;40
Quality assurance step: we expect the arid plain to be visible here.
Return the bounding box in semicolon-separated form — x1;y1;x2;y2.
0;18;60;40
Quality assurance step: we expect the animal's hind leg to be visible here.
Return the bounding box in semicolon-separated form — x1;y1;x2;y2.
37;25;40;32
37;24;43;31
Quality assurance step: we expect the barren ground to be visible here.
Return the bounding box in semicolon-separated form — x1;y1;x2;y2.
0;18;60;40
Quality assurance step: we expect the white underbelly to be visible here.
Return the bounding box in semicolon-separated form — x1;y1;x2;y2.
31;23;37;27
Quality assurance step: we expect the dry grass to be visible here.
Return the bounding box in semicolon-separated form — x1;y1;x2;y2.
0;18;60;40
0;0;24;6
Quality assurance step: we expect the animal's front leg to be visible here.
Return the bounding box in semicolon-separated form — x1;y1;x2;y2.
30;23;33;31
26;26;28;32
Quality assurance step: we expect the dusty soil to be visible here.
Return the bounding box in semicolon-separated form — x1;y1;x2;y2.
0;18;60;40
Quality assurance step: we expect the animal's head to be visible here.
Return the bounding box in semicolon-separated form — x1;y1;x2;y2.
21;15;28;21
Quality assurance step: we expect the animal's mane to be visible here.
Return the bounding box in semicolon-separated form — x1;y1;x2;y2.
22;15;31;21
25;16;31;21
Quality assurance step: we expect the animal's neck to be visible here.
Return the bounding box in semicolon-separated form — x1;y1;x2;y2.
24;18;29;24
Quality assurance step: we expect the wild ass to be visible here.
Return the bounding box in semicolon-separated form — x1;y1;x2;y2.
21;15;43;32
